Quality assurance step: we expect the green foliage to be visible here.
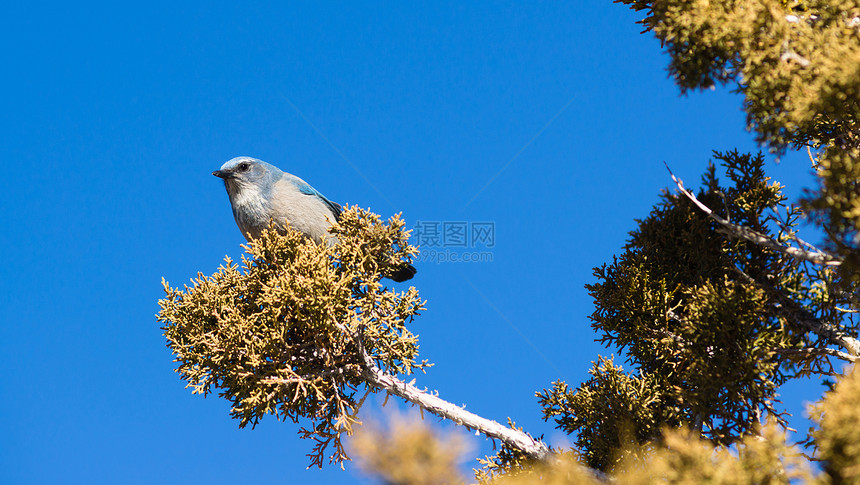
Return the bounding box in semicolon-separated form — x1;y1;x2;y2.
351;414;469;485
617;423;812;484
524;0;860;479
538;152;852;470
158;206;425;467
481;452;601;485
609;367;860;484
615;0;860;297
811;366;860;483
345;365;860;484
804;146;860;285
615;0;860;151
538;357;663;471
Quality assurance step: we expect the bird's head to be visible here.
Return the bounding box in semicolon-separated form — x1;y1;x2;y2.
213;157;281;196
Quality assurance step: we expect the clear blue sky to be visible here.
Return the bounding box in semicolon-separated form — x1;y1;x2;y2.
1;2;823;483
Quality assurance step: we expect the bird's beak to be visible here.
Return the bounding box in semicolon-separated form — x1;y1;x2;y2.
212;170;230;179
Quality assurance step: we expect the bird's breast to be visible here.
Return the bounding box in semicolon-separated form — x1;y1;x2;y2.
227;184;272;240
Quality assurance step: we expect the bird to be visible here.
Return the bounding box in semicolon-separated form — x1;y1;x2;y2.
213;156;416;282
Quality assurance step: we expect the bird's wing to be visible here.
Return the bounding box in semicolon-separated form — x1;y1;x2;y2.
290;179;342;221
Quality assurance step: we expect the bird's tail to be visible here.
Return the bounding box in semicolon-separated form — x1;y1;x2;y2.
388;264;417;282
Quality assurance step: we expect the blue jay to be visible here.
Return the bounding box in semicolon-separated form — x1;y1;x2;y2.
213;156;416;282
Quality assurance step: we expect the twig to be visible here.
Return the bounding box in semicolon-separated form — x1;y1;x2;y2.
665;163;841;266
836;306;860;314
774;347;859;363
732;267;860;357
771;207;827;255
780;50;810;67
807;145;819;170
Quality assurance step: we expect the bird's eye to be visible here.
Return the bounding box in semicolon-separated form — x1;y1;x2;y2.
238;162;251;172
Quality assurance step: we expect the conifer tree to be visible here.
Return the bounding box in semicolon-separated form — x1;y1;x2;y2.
532;0;860;476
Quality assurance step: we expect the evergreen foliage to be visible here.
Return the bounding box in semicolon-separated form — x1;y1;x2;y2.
615;0;860;287
616;0;860;151
378;368;860;484
538;153;829;470
158;207;426;467
351;415;470;485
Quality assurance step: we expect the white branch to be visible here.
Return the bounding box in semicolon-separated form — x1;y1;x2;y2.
358;353;550;460
774;347;859;363
731;267;860;357
784;13;860;25
665;163;841;266
664;164;858;356
836;306;860;314
791;315;860;358
780;50;810;67
360;360;609;481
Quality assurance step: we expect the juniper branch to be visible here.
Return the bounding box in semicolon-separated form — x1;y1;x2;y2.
348;326;550;462
774;347;858;364
666;162;841;266
731;266;860;357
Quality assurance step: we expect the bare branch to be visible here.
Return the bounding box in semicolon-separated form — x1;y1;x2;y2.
807;145;819;170
836;306;860;314
771;207;827;256
780;50;810;67
352;305;553;458
785;13;860;28
732;267;860;357
353;338;551;462
361;362;551;459
774;347;859;363
665;163;841;266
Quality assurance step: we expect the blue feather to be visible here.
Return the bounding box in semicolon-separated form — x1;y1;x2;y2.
292;180;342;220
